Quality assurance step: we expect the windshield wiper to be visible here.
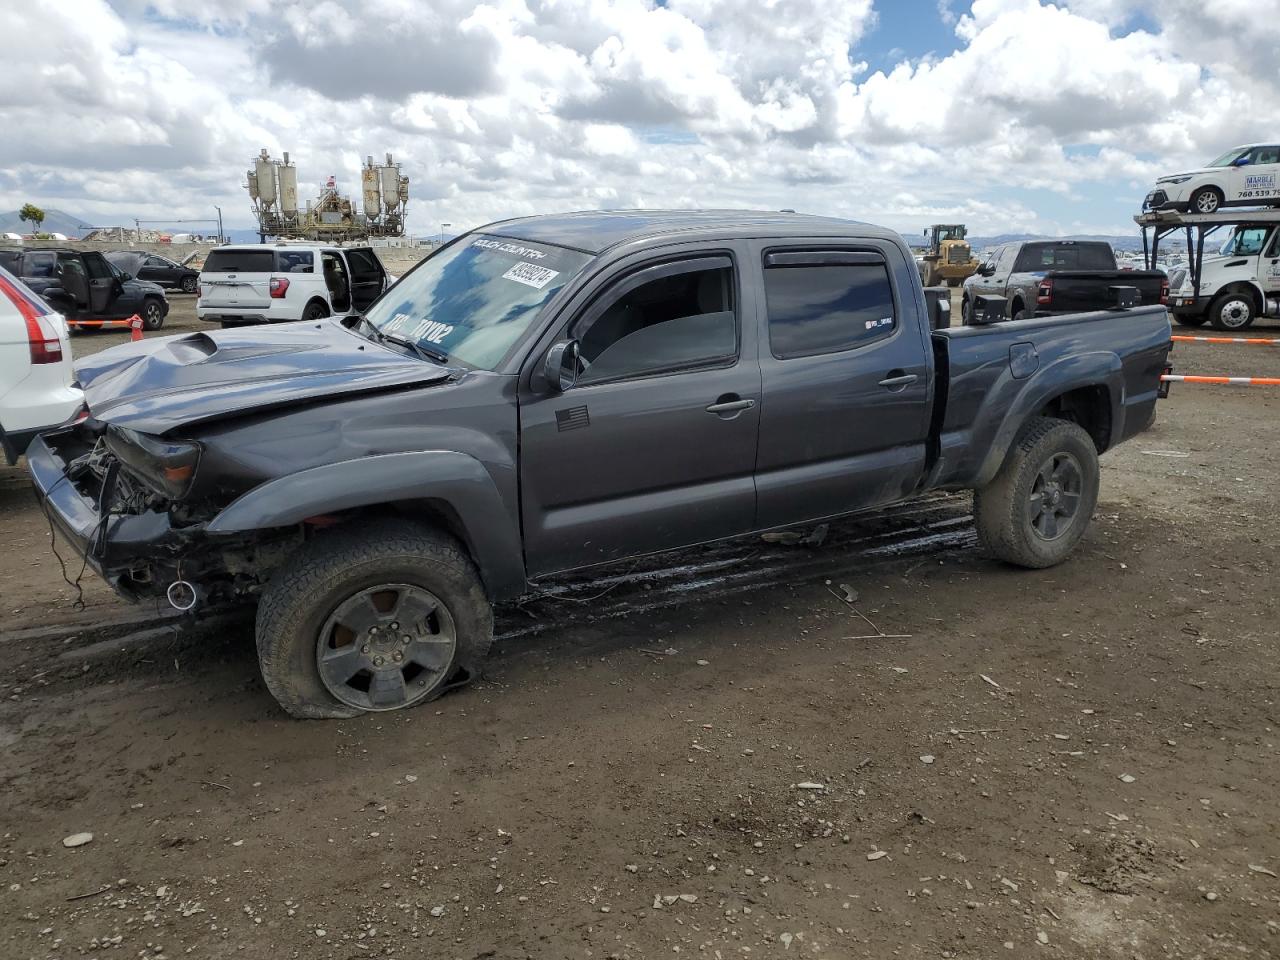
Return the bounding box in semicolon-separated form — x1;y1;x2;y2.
380;332;449;365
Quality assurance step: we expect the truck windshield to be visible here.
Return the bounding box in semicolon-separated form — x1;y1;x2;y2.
364;234;591;370
1207;148;1249;168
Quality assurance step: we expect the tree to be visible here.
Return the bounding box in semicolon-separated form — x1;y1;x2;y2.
18;203;45;231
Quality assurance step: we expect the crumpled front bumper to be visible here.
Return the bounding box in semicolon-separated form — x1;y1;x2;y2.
26;430;179;600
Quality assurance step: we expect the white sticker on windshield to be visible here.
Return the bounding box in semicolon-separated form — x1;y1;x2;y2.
503;261;559;289
865;316;894;330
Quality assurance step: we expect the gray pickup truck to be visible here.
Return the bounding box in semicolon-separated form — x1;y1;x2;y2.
962;240;1167;323
28;211;1172;719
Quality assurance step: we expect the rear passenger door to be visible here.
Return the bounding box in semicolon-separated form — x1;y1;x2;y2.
751;241;932;529
344;248;387;311
82;253;118;315
518;244;761;576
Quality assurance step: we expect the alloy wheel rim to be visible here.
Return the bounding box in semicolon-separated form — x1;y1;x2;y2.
1196;192;1219;213
316;583;456;711
1028;452;1083;541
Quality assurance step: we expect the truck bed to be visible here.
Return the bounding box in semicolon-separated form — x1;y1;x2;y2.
929;304;1171;489
1037;269;1166;314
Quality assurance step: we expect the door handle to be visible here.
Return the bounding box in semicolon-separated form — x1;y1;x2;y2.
706;396;756;415
878;372;919;390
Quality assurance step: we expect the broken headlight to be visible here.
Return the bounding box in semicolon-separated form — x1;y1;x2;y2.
104;425;202;500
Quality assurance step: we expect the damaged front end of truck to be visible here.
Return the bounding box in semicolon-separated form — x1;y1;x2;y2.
29;418;302;609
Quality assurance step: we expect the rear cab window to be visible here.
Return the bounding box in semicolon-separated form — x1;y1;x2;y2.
203;250;276;273
1013;242;1115;272
763;251;897;360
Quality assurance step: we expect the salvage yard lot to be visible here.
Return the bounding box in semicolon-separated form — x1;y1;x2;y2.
1;300;1278;958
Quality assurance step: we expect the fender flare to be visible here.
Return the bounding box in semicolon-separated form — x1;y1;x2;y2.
971;352;1124;489
206;451;526;599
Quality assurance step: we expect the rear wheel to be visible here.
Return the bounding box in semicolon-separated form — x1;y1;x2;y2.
1190;186;1223;215
141;298;165;330
256;520;493;719
1208;292;1256;331
302;300;330;322
975;417;1100;569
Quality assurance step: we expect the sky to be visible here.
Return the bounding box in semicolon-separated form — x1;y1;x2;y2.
2;0;1276;241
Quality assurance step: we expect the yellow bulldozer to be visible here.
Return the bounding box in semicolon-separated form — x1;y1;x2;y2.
918;224;979;287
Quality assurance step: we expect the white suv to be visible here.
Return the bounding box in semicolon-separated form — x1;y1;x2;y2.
197;244;392;327
1144;143;1280;215
0;264;83;464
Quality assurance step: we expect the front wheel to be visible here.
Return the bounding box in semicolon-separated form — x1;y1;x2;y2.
181;276;198;294
256;520;494;719
1190;186;1223;215
1174;313;1208;327
141;298;165;330
974;417;1100;569
1208;292;1255;331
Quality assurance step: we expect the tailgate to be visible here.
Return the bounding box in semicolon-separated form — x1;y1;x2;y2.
200;249;276;308
1043;271;1164;312
200;275;271;308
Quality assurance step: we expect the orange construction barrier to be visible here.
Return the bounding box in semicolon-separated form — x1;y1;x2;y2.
1171;335;1280;345
67;314;145;340
1161;374;1280;386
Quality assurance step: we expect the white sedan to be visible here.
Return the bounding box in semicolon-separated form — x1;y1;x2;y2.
1143;143;1280;215
0;264;83;464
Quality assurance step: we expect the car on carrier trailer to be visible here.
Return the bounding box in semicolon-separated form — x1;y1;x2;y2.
1144;143;1280;215
28;210;1172;719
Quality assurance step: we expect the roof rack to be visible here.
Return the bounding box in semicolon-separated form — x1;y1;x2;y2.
1133;207;1280;300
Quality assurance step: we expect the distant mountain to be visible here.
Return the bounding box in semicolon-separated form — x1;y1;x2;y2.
0;208;96;237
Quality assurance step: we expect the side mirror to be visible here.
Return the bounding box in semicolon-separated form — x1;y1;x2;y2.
119;272;132;282
1234;156;1251;166
543;339;580;392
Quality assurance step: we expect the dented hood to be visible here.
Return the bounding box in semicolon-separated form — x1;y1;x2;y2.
76;319;454;435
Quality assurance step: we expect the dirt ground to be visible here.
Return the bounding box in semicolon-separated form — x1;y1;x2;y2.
1;295;1278;959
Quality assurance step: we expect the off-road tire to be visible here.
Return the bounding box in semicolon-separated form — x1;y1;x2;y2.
1174;314;1208;327
1190;186;1223;215
256;520;493;719
974;416;1099;569
302;300;330;322
141;298;165;330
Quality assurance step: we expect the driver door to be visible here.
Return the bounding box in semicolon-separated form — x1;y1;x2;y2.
518;245;761;576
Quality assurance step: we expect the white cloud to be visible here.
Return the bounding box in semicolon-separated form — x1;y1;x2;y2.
1;0;1276;239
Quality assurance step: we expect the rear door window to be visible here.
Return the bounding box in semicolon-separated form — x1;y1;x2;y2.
344;248;383;277
764;252;896;359
22;252;57;277
275;250;314;273
204;250;275;273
